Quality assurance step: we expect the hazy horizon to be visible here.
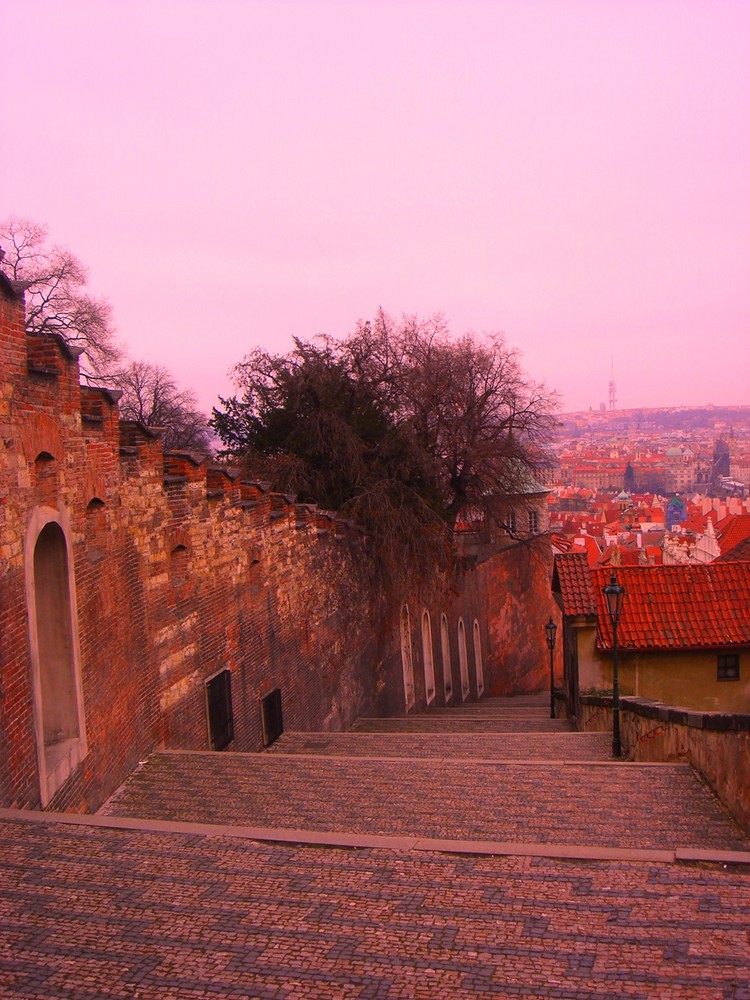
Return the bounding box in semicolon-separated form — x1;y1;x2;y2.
2;0;749;416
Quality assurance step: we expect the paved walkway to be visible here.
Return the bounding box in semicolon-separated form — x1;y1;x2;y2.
100;752;748;851
2;695;749;997
265;731;614;760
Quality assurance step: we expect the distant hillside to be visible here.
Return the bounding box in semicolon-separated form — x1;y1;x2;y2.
557;405;750;434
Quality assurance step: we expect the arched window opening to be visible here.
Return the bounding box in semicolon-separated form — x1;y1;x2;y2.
27;515;87;805
473;619;485;697
421;611;436;705
458;618;470;701
400;604;415;711
440;614;453;703
86;498;107;563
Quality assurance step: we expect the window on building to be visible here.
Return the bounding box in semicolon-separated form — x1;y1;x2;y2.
206;670;234;750
473;619;484;698
458;618;470;701
440;614;453;703
421;611;436;705
400;604;415;711
260;687;283;747
507;510;517;535
717;654;740;681
528;509;539;534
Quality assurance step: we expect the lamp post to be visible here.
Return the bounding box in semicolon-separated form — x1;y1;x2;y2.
602;573;626;758
544;617;558;719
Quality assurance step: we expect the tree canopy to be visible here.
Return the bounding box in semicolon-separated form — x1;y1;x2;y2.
0;216;121;380
1;216;211;453
114;360;212;454
212;310;556;576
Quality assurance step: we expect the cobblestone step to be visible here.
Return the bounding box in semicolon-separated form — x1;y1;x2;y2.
351;715;575;732
100;752;749;851
267;730;614;761
425;706;552;717
2;816;749;999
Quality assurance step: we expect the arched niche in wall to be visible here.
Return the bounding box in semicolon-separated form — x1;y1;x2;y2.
25;506;87;807
85;498;107;563
440;614;453;703
421;610;436;705
33;451;57;507
457;617;470;702
400;604;415;711
473;619;485;698
170;544;189;590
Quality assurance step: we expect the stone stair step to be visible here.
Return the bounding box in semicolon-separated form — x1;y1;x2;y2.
268;731;614;761
351;716;575;733
100;751;749;852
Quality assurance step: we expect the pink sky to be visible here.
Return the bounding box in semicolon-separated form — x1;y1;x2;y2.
2;0;749;415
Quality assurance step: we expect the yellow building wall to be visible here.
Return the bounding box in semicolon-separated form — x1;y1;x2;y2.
573;625;750;713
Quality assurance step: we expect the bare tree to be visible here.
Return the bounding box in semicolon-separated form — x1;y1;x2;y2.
348;309;558;531
0;216;121;380
115;359;212;453
212;312;557;582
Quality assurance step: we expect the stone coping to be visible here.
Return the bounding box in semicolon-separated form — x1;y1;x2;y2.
2;806;748;867
580;694;750;732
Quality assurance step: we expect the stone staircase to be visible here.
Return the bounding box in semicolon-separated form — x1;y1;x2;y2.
3;692;750;997
101;693;749;853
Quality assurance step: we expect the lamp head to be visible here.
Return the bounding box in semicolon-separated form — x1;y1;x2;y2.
602;572;625;624
544;616;557;649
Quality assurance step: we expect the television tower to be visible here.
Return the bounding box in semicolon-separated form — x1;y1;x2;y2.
608;359;617;411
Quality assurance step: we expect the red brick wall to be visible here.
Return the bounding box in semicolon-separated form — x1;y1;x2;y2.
0;281;554;813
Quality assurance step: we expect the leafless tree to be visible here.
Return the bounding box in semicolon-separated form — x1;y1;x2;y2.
0;216;121;380
348;309;558;531
213;312;556;583
115;360;212;454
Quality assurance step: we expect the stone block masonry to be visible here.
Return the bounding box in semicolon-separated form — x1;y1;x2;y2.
0;275;559;813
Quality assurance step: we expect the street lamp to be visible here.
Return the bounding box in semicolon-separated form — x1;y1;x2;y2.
544;617;558;719
602;572;626;757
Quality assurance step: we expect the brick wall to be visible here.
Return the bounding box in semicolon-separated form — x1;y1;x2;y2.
0;280;557;812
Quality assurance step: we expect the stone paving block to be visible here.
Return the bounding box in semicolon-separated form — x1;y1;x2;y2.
0;818;749;999
266;731;615;761
100;752;749;850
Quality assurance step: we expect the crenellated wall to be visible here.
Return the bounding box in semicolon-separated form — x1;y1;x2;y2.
0;276;558;813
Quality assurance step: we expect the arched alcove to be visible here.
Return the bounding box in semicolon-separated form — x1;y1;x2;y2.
85;498;107;562
33;451;57;507
400;604;415;711
440;614;453;703
421;611;436;705
170;544;189;589
473;619;485;698
457;618;470;701
25;508;87;805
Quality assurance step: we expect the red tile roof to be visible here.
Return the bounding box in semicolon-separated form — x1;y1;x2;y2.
553;552;597;617
592;563;750;651
717;535;750;563
715;514;750;556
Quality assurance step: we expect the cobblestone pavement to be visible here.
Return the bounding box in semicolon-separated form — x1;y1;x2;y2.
265;731;614;761
1;817;749;999
100;752;749;850
5;697;750;998
350;717;575;733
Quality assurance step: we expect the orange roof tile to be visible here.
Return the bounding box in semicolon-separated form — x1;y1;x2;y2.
592;563;750;651
552;553;597;617
717;535;750;563
715;514;750;556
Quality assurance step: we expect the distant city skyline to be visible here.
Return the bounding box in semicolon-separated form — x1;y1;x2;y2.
2;0;749;416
